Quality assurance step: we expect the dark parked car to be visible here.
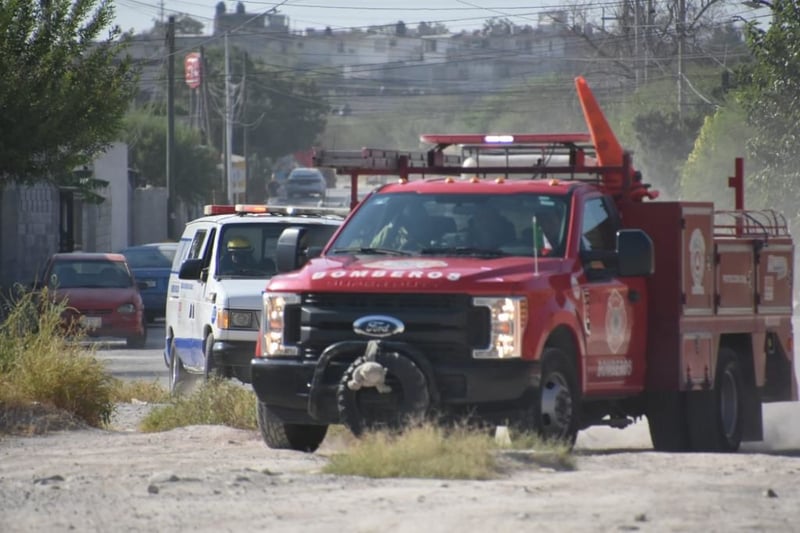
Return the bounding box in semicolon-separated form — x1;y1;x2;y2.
285;167;327;199
119;242;178;323
42;252;147;348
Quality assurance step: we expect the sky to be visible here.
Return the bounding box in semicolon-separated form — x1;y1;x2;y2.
113;0;589;35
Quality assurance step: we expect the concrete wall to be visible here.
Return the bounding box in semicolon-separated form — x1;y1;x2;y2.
0;183;60;287
94;142;130;252
132;186;168;244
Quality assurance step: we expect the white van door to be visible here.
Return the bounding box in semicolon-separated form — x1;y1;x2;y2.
190;227;218;367
177;226;211;369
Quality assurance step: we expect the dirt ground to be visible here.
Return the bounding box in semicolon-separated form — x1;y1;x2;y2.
1;402;800;532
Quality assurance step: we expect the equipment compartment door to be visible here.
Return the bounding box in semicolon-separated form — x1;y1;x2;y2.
681;206;714;316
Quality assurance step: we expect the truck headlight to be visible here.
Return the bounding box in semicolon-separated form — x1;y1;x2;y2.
261;292;301;357
471;296;527;359
217;309;255;330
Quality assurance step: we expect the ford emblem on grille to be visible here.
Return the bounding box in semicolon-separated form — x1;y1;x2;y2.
353;315;405;338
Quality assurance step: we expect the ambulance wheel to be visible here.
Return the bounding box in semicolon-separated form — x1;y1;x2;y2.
203;333;227;380
256;399;327;452
533;348;579;445
687;348;744;452
337;351;430;437
169;338;195;396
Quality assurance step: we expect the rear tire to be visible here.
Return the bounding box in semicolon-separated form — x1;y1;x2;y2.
647;391;691;452
256;399;327;452
687;348;744;452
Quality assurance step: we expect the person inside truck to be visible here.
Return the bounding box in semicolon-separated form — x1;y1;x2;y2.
468;203;515;248
220;236;259;274
370;202;432;251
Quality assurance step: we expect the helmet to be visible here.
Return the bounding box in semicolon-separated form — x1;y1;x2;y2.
226;236;252;252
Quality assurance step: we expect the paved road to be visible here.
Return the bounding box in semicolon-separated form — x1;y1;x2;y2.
93;321;169;389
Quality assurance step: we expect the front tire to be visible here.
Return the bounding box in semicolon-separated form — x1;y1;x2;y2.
515;348;579;445
169;338;195;396
256;399;327;452
203;333;227;381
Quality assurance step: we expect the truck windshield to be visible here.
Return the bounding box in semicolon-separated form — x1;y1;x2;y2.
329;192;569;258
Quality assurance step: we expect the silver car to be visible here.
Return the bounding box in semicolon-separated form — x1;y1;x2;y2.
285;167;327;198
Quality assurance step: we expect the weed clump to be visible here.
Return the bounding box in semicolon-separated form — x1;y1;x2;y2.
140;379;257;432
0;285;116;430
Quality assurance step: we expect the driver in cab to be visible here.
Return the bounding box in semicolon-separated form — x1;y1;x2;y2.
220;236;258;274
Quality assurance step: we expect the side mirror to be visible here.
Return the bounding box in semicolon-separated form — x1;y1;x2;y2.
617;229;654;277
275;227;308;273
178;258;204;280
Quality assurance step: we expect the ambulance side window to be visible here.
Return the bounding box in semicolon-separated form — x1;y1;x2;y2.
201;229;217;268
172;240;192;271
188;229;207;260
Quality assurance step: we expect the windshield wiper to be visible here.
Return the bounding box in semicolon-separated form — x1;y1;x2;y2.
419;247;508;258
329;247;412;256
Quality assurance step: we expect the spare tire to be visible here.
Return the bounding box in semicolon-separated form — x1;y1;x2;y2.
337;350;430;436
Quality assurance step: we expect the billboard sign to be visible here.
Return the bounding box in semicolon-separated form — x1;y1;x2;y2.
184;52;201;89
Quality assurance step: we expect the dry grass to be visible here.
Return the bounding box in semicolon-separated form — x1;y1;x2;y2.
0;286;116;431
323;422;575;480
139;378;257;432
110;379;170;404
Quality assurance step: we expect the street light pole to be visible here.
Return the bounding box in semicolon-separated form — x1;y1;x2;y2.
166;15;176;240
677;0;686;124
225;32;233;204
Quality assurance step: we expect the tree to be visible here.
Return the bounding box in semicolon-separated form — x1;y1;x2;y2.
196;47;329;199
0;0;138;191
735;0;800;216
122;112;218;204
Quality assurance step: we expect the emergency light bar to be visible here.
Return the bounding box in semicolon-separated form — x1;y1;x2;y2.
204;204;350;217
420;133;593;147
234;204;350;217
203;204;237;215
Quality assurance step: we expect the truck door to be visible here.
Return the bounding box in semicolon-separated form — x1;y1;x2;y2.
577;196;646;395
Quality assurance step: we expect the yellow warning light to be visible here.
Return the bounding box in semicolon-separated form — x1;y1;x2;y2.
445;176;454;183
548;178;561;186
470;176;480;183
495;177;505;184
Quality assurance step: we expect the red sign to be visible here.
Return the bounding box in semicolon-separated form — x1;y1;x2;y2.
184;52;201;89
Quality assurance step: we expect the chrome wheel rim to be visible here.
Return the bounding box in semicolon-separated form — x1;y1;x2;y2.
540;371;573;440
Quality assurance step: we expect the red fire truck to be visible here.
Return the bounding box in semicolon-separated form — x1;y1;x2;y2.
251;77;797;452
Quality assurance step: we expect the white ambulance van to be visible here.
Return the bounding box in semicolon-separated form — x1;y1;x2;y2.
165;204;347;393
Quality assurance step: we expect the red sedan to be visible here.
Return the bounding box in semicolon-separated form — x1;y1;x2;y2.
42;253;147;348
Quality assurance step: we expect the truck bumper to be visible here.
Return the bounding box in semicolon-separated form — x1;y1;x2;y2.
251;340;542;425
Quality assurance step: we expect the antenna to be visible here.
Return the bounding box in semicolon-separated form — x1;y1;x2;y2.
532;215;539;276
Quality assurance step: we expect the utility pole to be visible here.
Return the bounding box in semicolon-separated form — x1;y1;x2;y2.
677;0;686;124
166;15;176;240
224;32;234;204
